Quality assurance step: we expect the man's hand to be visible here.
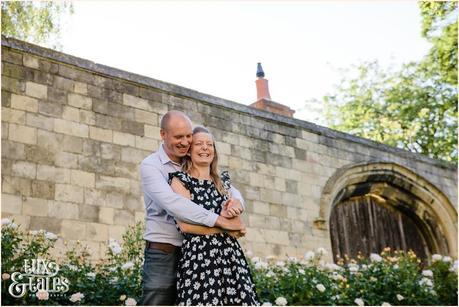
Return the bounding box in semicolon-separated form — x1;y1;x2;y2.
215;215;245;231
221;198;244;218
226;229;246;239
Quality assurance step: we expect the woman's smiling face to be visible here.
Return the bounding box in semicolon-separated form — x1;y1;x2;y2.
190;132;215;165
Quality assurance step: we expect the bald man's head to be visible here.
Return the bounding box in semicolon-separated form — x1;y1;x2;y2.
160;110;192;132
159;110;193;163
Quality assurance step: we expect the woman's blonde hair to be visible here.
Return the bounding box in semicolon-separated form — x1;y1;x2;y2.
183;126;228;196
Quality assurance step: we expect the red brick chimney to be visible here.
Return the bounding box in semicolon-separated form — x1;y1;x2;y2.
249;63;295;117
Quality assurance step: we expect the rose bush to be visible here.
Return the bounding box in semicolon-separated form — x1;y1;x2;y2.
2;219;457;306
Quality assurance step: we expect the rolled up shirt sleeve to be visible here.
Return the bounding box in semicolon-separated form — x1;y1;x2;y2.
228;185;246;210
140;161;219;227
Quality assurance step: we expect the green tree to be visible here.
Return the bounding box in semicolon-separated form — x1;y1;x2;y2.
1;1;73;49
320;2;458;163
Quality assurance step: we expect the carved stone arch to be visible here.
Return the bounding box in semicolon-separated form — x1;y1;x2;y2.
316;161;457;262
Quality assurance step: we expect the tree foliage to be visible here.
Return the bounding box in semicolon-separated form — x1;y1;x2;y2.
1;1;73;49
320;1;458;163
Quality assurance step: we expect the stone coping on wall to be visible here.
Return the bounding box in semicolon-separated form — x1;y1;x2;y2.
2;35;456;171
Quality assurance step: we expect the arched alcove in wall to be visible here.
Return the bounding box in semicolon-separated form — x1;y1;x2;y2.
316;162;457;263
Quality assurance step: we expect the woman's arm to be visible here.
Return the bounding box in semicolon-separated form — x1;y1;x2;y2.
170;177;223;236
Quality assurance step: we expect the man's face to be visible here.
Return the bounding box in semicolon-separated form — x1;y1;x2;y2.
160;117;192;163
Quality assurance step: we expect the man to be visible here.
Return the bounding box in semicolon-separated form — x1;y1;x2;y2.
140;110;245;305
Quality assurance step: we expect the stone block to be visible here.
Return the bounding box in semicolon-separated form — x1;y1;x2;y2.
134;109;158;125
113;131;135;147
99;207;114;224
48;201;79;219
105;191;125;209
37;165;70;183
108;225;126;241
123;93;150;110
285;180;298;194
144;125;161;140
47;87;67;104
12;161;36;179
59;65;94;83
96;175;130;193
249;173;264;187
25;144;53;165
86;222;109;242
135;136;158;151
23;54;40;69
248;214;266;228
62;106;80;122
2;176;32;196
264;229;289;245
84;188;104;206
54;119;89;138
121;147;148;164
130;179;142;196
25;81;47;99
79;205;99;222
135;211;145;223
55;184;84;203
121;119;144;136
53;75;74;91
259;188;282;204
113;161;138;180
2;122;8;139
54;151;79;168
1;193;22;214
124;195;143;212
301;131;320;143
2;78;24;96
244;227;265;243
26;113;54;131
68;93;92;110
22;197;48;217
95;113;121;130
100;143;121;160
62;135;83;154
3;49;22;64
38;101;62;117
71;170;96;188
31;180;55;199
270;204;287;218
252;201;270;215
79;109;96;125
2;107;26;124
11;94;39;114
60;219;86;240
282;192;302;207
113;209;134;226
73;82;87;95
28;216;61;234
89;126;112;143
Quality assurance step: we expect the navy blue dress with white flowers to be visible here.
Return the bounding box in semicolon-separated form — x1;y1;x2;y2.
168;171;259;306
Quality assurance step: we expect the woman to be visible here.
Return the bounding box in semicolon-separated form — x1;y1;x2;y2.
168;126;259;306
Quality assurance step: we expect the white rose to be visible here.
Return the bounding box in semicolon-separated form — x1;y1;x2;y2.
86;272;96;279
262;303;272;306
422;270;433;277
45;232;58;240
121;261;134;270
396;294;404;301
275;297;287;306
120;295;127;301
381;302;391;306
316;284;326;292
370;253;383;262
275;261;285;267
125;298;137;306
354;298;364;306
432;254;442;262
442;256;452;263
1;218;11;226
316;247;327;256
304;251;315;261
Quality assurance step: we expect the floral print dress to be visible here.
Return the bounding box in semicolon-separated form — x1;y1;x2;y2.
168;171;259;306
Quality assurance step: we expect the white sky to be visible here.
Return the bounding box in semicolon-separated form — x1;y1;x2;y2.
61;0;431;124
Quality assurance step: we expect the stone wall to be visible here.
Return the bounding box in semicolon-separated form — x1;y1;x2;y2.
1;37;457;261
